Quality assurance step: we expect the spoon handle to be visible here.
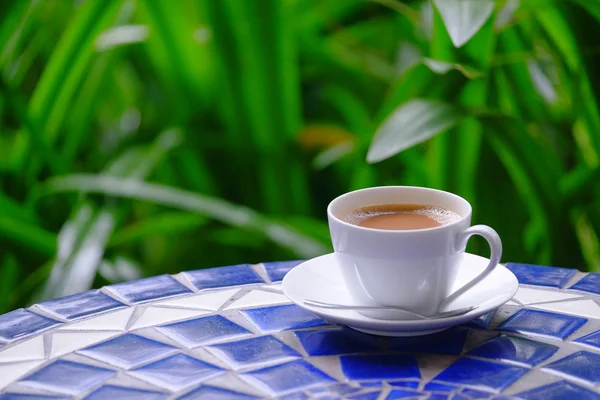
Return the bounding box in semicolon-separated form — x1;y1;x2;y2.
303;299;476;320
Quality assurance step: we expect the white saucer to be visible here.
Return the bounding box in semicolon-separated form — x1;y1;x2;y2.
282;253;518;337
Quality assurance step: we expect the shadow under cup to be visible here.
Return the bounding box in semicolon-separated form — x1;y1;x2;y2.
327;186;473;320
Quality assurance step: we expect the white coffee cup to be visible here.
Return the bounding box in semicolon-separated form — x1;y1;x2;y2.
327;186;502;320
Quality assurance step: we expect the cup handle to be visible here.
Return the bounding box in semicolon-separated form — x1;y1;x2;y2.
438;225;503;311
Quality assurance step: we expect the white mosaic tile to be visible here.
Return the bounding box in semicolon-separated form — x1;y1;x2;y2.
104;372;168;392
130;307;211;330
273;331;310;358
0;336;45;363
502;369;564;396
531;299;600;319
205;373;268;397
224;290;291;310
305;355;345;381
189;347;232;370
513;287;582;305
58;308;134;331
0;360;45;389
153;288;239;311
50;331;121;358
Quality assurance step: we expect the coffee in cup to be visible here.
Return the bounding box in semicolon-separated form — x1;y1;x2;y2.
343;204;461;230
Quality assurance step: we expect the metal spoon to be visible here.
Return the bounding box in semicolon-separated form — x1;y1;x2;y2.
303;299;477;320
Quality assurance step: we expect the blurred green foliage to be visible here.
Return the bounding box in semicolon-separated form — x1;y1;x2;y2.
2;0;600;312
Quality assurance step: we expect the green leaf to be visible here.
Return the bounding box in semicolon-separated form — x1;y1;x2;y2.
0;216;56;256
376;64;438;123
423;58;483;79
207;0;310;214
99;257;142;283
208;227;266;249
533;2;579;70
40;175;328;258
368;0;420;23
0;192;37;223
0;254;19;313
41;202;115;300
573;0;600;22
105;128;182;179
433;0;495;48
61;52;117;169
313;142;355;170
572;208;600;272
138;0;214;106
0;77;65;177
494;0;520;31
367;99;463;163
16;0;123;175
110;212;209;247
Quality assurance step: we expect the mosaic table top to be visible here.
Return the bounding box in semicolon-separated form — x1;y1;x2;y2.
0;261;600;399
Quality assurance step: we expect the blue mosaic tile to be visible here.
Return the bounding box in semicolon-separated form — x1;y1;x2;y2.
340;355;420;380
385;389;422;399
498;309;587;340
131;354;223;391
389;381;420;389
432;357;527;392
428;395;451;400
424;382;456;392
262;260;303;282
85;385;167;400
574;329;600;350
77;333;177;369
460;388;493;398
19;360;115;395
295;328;380;356
352;392;381;400
360;381;383;387
452;396;470;400
307;386;328;394
280;394;309;400
157;315;250;347
0;395;69;400
36;290;125;320
106;274;192;303
311;383;362;395
466;311;495;329
388;327;468;355
467;334;558;366
183;264;263;290
177;386;257;399
207;335;300;369
542;351;600;385
240;304;327;333
0;309;60;342
569;273;600;295
241;360;334;395
505;263;575;288
516;380;600;400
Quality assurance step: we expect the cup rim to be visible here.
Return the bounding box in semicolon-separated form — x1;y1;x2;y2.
327;185;472;233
